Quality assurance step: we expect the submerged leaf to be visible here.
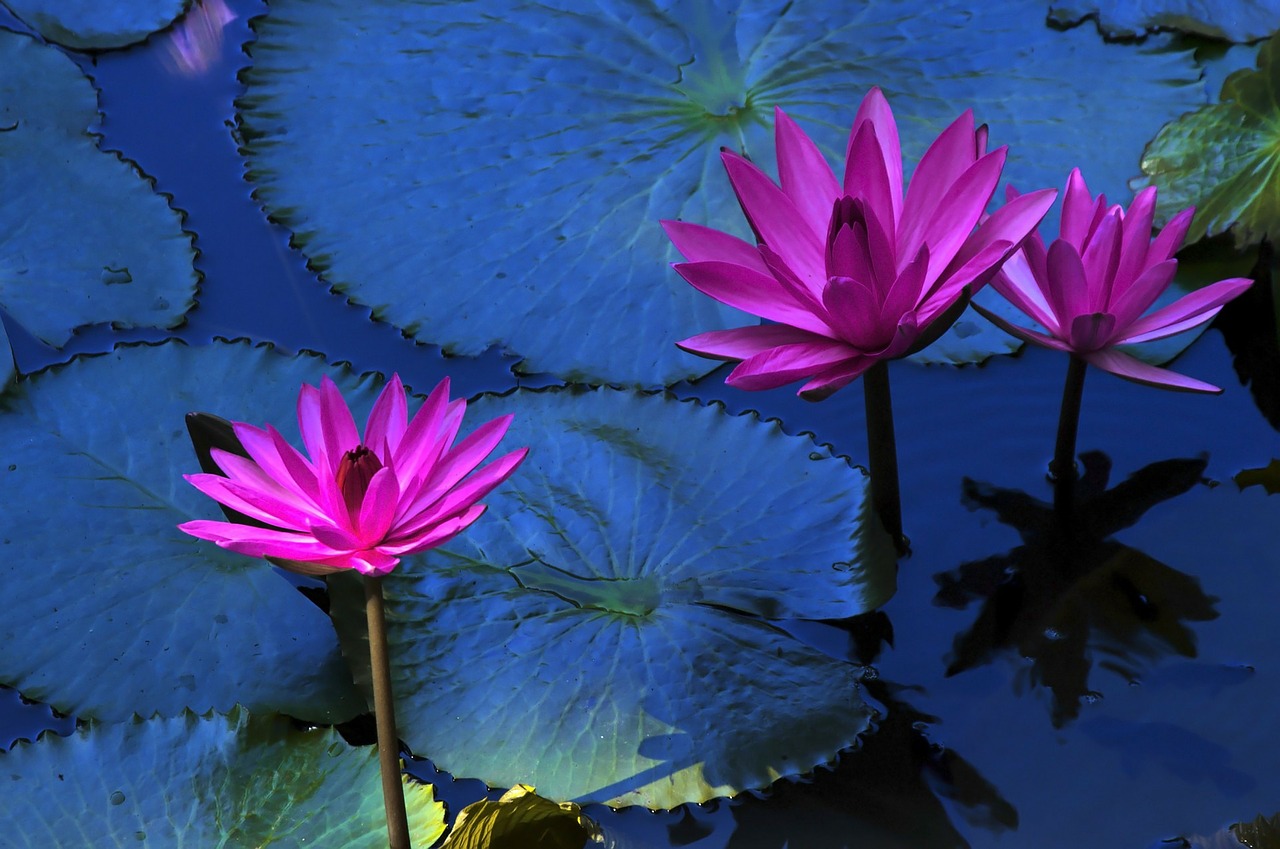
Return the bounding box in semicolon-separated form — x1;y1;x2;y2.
331;386;897;808
0;30;196;346
0;0;189;50
1;708;447;848
443;785;601;849
1235;812;1280;848
1137;31;1280;247
0;341;366;722
238;0;1203;381
1048;1;1280;43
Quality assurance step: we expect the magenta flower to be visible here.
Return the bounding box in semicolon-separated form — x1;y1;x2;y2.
663;87;1057;400
179;374;527;576
975;168;1253;393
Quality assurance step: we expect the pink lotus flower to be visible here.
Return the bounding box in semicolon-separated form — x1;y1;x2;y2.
663;87;1057;400
974;169;1253;392
179;375;527;575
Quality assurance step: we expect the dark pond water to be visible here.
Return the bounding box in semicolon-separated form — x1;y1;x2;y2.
3;2;1278;847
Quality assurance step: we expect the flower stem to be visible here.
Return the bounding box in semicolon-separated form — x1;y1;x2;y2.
1051;355;1088;520
863;361;905;552
365;574;412;849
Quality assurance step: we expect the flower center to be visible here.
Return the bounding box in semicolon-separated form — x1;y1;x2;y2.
335;445;383;519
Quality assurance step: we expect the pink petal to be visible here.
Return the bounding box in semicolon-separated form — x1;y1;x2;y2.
899;108;977;257
179;520;348;560
673;259;829;334
917;147;1007;282
1117;277;1253;344
1068;312;1118;351
726;341;860;391
661;220;770;272
969;299;1074;353
843;122;897;247
1079;211;1122;311
317;376;361;462
774;107;842;236
1044;239;1090;325
346;550;402;576
917;240;1010;325
721;150;825;283
879;245;930;330
381;504;487;555
395;448;526;540
184;471;319;530
1149;207;1195;264
1059;168;1095;250
796;356;877;400
989;255;1061;335
823;276;890;350
1115;185;1157;286
364;374;408;458
355;466;402;544
1106;259;1178;331
309;522;362;552
861;198;899;299
408;414;516;513
1082;348;1221;393
848;87;903;221
677;324;832;361
395;378;453;481
234;422;319;503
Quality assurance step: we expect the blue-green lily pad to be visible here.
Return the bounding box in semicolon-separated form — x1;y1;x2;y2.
0;340;366;722
330;386;897;809
1048;1;1280;42
0;30;196;347
238;0;1203;382
1136;31;1280;247
0;0;189;50
1;708;447;847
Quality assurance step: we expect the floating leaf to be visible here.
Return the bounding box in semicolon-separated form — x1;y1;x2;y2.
0;30;196;346
0;340;366;722
1048;1;1280;42
1;708;446;847
1234;459;1280;493
237;0;1203;382
1136;31;1280;247
0;0;190;50
443;785;601;849
331;386;897;809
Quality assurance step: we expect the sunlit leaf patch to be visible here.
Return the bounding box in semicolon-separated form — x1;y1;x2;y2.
0;0;189;49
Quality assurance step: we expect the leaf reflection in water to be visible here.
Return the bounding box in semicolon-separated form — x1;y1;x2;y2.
934;451;1219;726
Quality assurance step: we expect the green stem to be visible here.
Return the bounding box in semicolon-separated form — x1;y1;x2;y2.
1051;355;1088;520
365;575;411;849
863;361;905;552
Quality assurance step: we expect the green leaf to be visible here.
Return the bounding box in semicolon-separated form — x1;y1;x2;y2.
1048;1;1280;42
0;340;366;722
0;0;190;50
0;30;196;347
1136;31;1280;247
1;707;447;848
330;386;897;809
237;0;1204;382
443;785;601;849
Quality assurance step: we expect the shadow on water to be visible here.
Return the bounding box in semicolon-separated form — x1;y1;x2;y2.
933;451;1219;727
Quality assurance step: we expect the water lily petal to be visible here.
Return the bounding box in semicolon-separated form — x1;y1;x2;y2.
1059;168;1095;250
1117;276;1254;344
317;375;361;462
918;240;1010;324
395;449;527;541
796;356;878;400
1044;238;1090;325
356;466;401;545
364;374;408;458
661;220;769;272
179;520;349;560
899;108;977;259
672;259;828;333
969;299;1075;353
1106;258;1178;331
1149;207;1195;264
1115;185;1158;286
380;504;487;555
823;276;888;350
394;378;453;482
410;414;516;512
186;464;320;530
843;122;897;248
677;323;831;361
848;87;903;222
775;107;841;237
233;422;320;505
989;254;1061;335
1068;312;1118;351
721;150;824;283
726;342;859;390
1083;347;1221;393
919;147;1008;282
1080;211;1123;311
879;245;929;331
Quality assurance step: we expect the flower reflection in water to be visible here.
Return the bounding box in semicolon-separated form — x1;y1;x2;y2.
160;0;236;77
934;452;1219;727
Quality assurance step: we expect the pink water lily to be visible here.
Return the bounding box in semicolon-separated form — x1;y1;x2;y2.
179;374;527;576
975;169;1253;392
663;87;1057;400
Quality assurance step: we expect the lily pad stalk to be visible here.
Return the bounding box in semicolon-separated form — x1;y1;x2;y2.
181;375;527;848
663;88;1056;546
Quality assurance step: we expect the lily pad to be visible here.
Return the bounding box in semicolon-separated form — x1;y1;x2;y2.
0;30;196;347
1;708;447;847
330;386;897;809
238;0;1203;383
0;0;190;50
1136;31;1280;248
1048;1;1280;42
0;340;366;722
